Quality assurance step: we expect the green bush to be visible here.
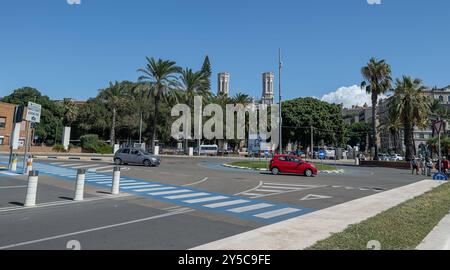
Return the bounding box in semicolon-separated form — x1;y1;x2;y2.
52;144;67;153
94;143;113;154
80;134;112;154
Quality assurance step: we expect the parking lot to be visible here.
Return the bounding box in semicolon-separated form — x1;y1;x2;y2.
0;154;427;250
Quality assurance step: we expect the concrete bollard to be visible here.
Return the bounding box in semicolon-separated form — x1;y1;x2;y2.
11;154;18;172
111;166;121;195
23;157;33;175
24;171;39;207
355;157;360;166
74;169;86;201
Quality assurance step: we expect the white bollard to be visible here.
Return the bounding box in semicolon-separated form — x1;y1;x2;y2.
24;171;39;207
111;166;121;195
11;155;18;172
24;157;33;175
74;169;86;201
355;157;360;166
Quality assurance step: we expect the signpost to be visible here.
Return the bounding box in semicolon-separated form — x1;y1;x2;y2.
319;150;326;167
22;102;41;175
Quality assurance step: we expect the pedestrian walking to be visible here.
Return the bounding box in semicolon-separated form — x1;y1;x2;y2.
411;156;419;175
442;157;449;176
426;158;433;177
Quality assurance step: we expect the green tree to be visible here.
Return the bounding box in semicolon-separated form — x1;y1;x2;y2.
200;55;212;92
347;122;371;151
1;87;63;145
98;81;126;146
138;57;181;150
390;76;432;161
361;58;392;160
61;98;79;127
282;97;346;149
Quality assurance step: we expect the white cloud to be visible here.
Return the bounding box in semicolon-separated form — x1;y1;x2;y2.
367;0;382;5
321;85;386;108
67;0;81;5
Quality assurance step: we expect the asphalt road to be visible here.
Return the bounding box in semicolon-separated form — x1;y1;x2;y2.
0;155;428;250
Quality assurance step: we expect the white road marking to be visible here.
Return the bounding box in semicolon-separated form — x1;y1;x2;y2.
228;203;273;213
121;185;160;190
0;209;192;250
0;185;27;189
184;196;228;204
262;185;307;190
135;187;174;192
204;200;249;209
254;208;301;219
88;165;114;171
59;163;83;167
165;192;210;200
148;189;192;196
234;181;263;196
71;164;99;169
183;177;208;187
300;194;333;201
254;189;287;193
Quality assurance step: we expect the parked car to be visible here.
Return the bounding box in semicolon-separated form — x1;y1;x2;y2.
114;148;161;167
389;154;405;161
269;155;318;177
377;154;390;161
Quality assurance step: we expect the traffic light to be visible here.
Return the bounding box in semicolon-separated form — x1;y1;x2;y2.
14;105;25;123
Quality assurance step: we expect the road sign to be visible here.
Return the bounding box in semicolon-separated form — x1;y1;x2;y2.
433;172;448;181
25;102;42;123
319;150;326;159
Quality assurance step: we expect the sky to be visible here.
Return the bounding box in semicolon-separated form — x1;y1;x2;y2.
0;0;449;108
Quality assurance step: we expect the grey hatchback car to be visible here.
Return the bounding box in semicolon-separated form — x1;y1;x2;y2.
114;148;161;167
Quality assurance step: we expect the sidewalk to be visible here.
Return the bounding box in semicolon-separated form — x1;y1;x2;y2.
416;212;450;250
192;180;443;250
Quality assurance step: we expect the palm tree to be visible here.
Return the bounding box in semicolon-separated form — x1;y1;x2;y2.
390;76;432;161
131;82;152;145
99;81;125;146
138;57;181;151
232;92;253;105
61;98;79;127
361;58;392;160
178;68;210;152
380;104;402;154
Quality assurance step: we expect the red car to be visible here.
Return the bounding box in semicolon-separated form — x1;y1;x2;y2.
269;155;318;177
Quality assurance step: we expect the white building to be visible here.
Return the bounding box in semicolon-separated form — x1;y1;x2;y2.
217;72;230;96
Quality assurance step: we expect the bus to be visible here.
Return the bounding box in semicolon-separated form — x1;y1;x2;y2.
198;145;219;156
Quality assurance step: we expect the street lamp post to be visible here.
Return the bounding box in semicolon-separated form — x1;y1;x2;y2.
278;49;283;155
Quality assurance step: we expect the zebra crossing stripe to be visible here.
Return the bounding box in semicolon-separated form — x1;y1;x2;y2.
184;196;228;204
121;184;158;190
148;189;192;196
89;165;114;171
71;164;99;169
204;200;250;209
228;203;273;213
59;163;82;167
134;187;173;192
262;185;305;190
253;208;301;219
255;189;286;193
165;192;209;200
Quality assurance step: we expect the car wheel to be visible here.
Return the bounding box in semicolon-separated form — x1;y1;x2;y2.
143;160;152;167
271;167;280;175
305;169;313;177
114;158;122;165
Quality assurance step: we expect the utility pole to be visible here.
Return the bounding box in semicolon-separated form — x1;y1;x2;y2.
278;48;283;155
311;125;314;159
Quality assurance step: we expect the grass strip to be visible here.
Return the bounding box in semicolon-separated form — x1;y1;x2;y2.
307;182;450;250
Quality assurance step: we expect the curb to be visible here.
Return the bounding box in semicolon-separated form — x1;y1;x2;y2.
222;164;344;174
417;211;450;250
191;180;443;250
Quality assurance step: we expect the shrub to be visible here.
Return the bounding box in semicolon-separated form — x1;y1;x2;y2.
80;134;112;154
52;144;67;153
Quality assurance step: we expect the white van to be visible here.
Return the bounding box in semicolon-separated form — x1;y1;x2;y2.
198;145;219;156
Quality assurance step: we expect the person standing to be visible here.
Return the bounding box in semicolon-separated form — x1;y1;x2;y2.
442;157;449;175
411;156;419;175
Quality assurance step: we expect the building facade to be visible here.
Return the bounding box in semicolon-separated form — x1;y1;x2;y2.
378;85;450;154
261;72;275;105
217;72;230;95
0;102;28;148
